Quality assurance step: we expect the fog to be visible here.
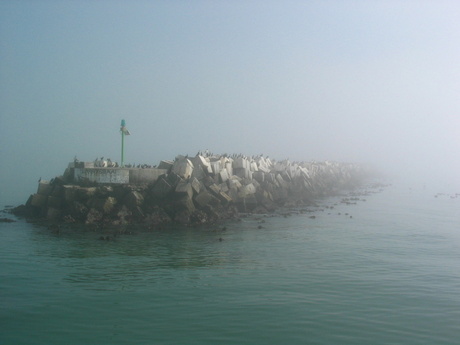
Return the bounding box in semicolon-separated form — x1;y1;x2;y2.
1;1;459;206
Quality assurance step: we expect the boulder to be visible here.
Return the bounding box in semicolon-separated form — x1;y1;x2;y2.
209;160;222;175
68;201;88;220
234;167;251;180
158;160;174;170
238;183;256;198
191;155;213;174
228;177;242;190
31;193;47;208
191;177;202;194
85;208;103;224
194;190;220;208
219;168;229;183
77;187;97;201
208;184;221;196
190;164;206;180
216;191;233;205
225;162;233;176
50;185;63;198
227;187;238;201
175;181;193;199
167;172;182;187
115;205;131;224
233;157;250;170
37;180;53;196
144;207;171;226
219;182;229;193
46;207;61;220
151;176;173;199
88;197;116;214
174;195;195;214
125;191;144;207
63;185;79;203
253;171;265;183
47;196;62;209
172;158;193;179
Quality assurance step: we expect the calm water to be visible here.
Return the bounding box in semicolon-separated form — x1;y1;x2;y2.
1;183;459;344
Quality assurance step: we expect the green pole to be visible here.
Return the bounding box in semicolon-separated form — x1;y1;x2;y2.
121;130;125;167
120;119;126;167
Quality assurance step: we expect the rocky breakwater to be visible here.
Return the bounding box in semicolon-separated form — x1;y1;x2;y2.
12;153;369;228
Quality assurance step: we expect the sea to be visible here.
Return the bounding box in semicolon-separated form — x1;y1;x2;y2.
1;181;459;345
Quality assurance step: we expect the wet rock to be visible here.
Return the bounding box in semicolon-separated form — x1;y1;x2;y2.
86;208;103;224
46;207;61;220
144;206;171;226
88;197;116;214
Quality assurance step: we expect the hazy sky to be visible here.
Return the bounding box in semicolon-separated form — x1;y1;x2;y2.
1;1;459;205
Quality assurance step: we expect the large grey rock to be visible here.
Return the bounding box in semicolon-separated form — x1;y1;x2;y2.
208;184;221;196
219;168;229;183
88;197;117;214
224;161;233;176
227;187;238;201
190;164;206;180
175;181;193;199
37;180;52;196
191;155;213;174
174;195;195;214
77;187;97;200
125;191;144;207
158;160;174;170
172;158;193;179
190;177;202;194
228;177;242;190
144;207;171;226
167;172;182;187
31;193;47;207
219;182;229;193
85;208;103;224
194;190;220;208
216;191;232;205
234;167;252;180
238;183;256;198
151;176;173;198
209;160;222;175
276;174;289;189
47;196;62;209
253;171;265;183
233;157;250;170
46;207;61;220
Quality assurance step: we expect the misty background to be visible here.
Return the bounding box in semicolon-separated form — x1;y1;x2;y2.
1;1;459;206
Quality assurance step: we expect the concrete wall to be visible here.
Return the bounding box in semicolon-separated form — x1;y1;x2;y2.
129;168;168;184
74;167;129;184
73;163;166;184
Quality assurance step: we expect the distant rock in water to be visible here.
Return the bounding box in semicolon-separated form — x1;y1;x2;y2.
11;152;372;228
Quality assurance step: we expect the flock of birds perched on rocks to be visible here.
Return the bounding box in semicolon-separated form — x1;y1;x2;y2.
72;150;339;171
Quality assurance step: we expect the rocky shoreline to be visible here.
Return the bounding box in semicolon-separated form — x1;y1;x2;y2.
11;153;371;228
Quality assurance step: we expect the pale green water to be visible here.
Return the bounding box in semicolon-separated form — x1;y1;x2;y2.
1;184;460;344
